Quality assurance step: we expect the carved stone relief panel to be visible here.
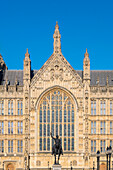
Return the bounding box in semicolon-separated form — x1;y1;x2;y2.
31;53;83;88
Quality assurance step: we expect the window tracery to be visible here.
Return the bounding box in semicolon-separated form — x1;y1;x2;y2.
38;89;76;151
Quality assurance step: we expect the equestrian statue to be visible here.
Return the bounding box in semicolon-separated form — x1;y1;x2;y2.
50;132;63;164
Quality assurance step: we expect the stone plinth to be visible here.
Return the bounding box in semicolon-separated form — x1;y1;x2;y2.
52;164;62;170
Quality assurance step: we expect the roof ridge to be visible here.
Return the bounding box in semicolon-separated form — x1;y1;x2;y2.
6;70;23;71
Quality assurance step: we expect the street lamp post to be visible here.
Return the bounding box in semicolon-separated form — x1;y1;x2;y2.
70;161;72;170
48;161;49;170
97;150;100;170
93;161;95;170
109;146;112;170
106;146;109;170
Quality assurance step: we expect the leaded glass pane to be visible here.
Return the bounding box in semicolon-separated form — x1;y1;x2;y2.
44;124;46;136
56;109;58;122
43;138;46;150
64;138;66;151
52;110;54;123
40;138;42;151
59;110;62;122
52;124;54;136
72;107;74;122
47;124;50;136
68;110;70;122
68;138;70;151
56;124;58;136
40;124;42;136
72;138;74;151
68;124;70;137
44;110;46;122
59;124;62;136
64;124;66;136
40;110;42;122
110;101;112;115
47;138;50;151
72;124;74;136
94;140;96;152
47;109;50;123
64;109;66;122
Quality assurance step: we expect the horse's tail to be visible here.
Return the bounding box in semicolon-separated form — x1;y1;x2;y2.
61;149;63;155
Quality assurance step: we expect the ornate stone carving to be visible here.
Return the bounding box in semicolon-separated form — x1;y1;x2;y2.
31;100;35;109
50;64;63;81
31;52;82;87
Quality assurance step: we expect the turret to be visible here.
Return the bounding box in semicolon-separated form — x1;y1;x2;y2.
23;49;31;158
83;49;90;82
83;49;90;166
23;49;31;83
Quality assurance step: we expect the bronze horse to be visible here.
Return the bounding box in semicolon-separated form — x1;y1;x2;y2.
50;132;63;164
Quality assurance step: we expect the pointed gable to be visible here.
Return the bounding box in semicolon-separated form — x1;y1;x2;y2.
31;22;82;87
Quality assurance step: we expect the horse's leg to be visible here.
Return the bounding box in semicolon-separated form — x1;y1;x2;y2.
58;154;59;164
58;150;60;164
55;154;56;164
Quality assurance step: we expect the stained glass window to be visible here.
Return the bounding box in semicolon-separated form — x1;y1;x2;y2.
39;89;75;151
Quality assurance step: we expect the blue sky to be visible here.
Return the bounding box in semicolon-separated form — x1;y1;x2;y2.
0;0;113;70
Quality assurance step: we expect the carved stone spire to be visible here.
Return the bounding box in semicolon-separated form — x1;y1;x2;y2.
83;48;90;81
84;48;89;58
23;48;31;82
53;21;61;54
25;48;30;58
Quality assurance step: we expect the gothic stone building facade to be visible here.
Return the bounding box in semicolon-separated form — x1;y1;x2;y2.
0;23;113;170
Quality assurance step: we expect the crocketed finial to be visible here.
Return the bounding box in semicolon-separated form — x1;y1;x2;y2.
55;21;59;29
84;48;89;57
25;48;30;58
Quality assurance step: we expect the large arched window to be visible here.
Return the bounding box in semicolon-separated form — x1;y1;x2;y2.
38;88;76;152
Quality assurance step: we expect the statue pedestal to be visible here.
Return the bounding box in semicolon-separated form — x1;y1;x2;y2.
52;164;62;170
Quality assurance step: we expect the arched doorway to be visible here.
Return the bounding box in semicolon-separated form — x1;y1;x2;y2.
100;163;106;170
6;164;14;170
